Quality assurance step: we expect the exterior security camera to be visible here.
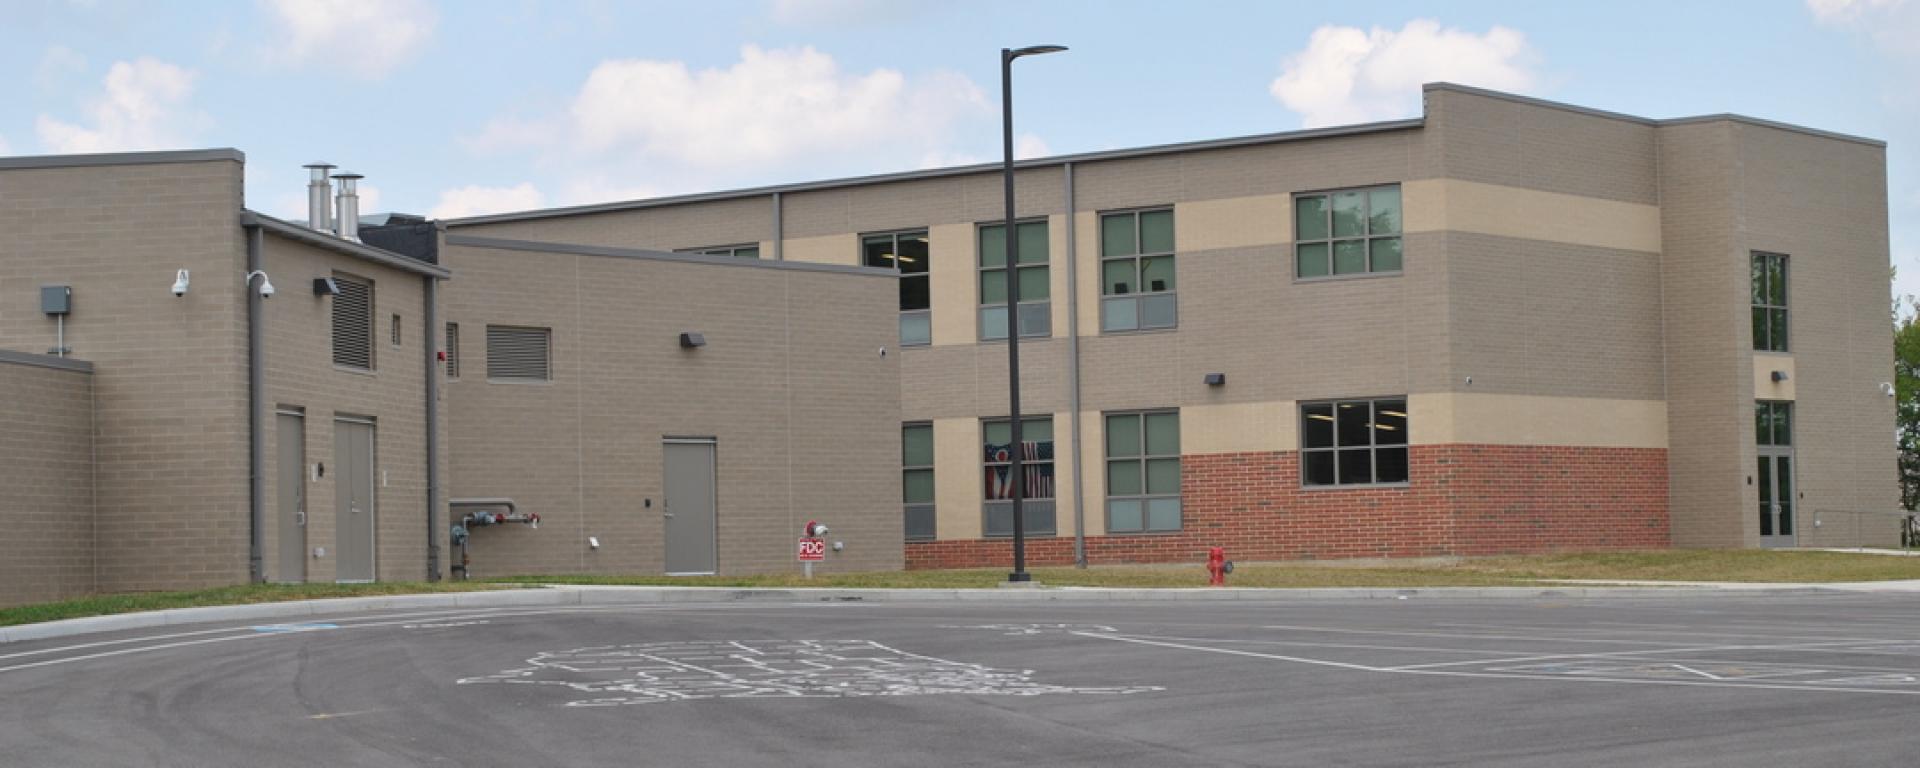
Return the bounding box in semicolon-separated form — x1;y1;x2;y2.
1883;382;1896;397
171;269;190;297
258;277;275;299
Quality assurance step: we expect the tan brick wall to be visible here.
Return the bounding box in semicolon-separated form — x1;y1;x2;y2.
454;194;774;253
0;357;95;607
0;158;250;592
259;233;439;583
441;244;900;577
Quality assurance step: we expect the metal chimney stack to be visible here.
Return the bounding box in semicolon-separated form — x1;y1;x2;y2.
333;172;364;242
302;162;335;233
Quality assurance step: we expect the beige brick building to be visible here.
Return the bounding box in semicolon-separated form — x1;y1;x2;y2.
0;83;1897;602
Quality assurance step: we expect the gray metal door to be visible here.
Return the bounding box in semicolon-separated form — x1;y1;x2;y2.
663;440;717;575
334;419;377;582
1758;448;1796;547
276;411;306;583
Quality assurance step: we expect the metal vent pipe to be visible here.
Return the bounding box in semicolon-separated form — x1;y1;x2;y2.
303;162;335;233
334;172;364;242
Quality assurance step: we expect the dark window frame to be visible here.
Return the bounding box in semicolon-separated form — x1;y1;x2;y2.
1752;251;1790;352
860;229;932;347
977;218;1052;341
681;243;762;259
1294;184;1404;279
903;422;936;542
981;416;1057;538
1098;207;1177;333
1300;397;1410;488
1104;409;1182;534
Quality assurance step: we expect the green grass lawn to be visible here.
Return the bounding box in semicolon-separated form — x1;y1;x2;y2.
7;549;1919;629
0;582;515;628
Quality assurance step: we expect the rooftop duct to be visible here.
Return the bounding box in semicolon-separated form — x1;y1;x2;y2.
334;172;364;242
303;162;335;233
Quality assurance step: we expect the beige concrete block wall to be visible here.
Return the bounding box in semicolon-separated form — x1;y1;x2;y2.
442;243;900;577
260;234;437;583
0;156;250;592
452;194;775;253
1728;123;1898;548
0;357;95;607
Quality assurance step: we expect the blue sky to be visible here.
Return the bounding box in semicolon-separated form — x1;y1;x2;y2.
4;0;1916;296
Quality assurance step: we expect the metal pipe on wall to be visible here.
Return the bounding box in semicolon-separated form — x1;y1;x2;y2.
424;276;441;580
772;191;784;260
246;223;266;583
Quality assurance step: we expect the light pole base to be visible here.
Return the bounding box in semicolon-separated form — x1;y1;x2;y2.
1005;571;1033;583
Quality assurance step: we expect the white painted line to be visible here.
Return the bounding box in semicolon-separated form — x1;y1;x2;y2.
1384;638;1917;672
1669;664;1722;680
1070;632;1389;673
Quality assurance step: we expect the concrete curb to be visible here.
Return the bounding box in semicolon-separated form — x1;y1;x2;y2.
3;581;1893;645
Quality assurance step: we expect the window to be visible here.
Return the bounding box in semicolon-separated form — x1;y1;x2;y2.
684;244;761;259
1301;398;1408;487
330;273;374;371
1105;411;1180;533
982;417;1055;537
1100;208;1176;332
1756;401;1792;447
444;322;460;380
486;325;551;382
391;314;403;347
903;423;936;541
1752;252;1789;352
1295;186;1402;278
979;220;1050;340
862;230;931;346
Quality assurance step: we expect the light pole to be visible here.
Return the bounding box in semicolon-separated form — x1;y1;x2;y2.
1001;44;1066;583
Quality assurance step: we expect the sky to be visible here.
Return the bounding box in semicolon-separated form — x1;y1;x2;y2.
3;0;1916;298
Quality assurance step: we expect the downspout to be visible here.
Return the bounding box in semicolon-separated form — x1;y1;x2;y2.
772;191;784;260
424;273;441;580
246;223;266;583
1064;162;1086;568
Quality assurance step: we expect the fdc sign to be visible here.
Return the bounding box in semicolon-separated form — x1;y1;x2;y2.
797;537;826;562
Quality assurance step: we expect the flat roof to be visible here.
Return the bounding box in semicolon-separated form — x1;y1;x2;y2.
0;148;244;170
444;234;895;278
448;82;1886;228
245;211;452;279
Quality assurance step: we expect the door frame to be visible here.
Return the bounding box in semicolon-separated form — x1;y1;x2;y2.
335;415;378;583
1758;445;1797;548
275;408;306;583
662;437;718;576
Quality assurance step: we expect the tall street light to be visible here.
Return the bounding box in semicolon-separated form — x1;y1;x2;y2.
1001;44;1066;583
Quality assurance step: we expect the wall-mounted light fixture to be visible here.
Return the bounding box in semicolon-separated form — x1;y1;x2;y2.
171;270;190;297
1203;373;1226;387
679;332;706;349
1771;370;1790;383
313;277;340;296
1883;382;1896;397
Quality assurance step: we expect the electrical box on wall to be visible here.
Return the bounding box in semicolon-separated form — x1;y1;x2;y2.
41;286;72;315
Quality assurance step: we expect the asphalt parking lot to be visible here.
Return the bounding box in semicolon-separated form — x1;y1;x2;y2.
4;593;1920;767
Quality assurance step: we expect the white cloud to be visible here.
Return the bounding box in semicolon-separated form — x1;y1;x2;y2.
564;45;988;170
917;133;1048;170
428;183;546;219
263;0;437;78
0;134;10;155
768;0;929;25
36;58;208;153
1808;0;1908;22
35;45;87;91
1016;133;1049;160
1270;20;1539;128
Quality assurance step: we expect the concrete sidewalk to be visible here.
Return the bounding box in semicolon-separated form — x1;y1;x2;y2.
10;579;1920;645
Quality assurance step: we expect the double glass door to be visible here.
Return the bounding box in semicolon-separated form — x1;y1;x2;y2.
1756;401;1795;547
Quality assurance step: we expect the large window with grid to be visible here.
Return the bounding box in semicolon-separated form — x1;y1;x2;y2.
331;273;374;371
1295;186;1402;278
982;418;1055;537
863;230;931;346
979;220;1050;340
1752;251;1789;352
903;423;936;542
1100;208;1176;332
1106;411;1180;533
1301;398;1408;487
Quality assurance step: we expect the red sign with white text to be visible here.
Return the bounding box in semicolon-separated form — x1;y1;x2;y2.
798;537;826;561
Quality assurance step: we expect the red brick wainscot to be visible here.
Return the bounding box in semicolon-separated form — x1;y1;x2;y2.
904;444;1669;569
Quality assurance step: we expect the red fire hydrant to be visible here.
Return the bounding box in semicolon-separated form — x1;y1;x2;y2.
1207;546;1231;586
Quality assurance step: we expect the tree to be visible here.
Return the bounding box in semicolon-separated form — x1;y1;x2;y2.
1895;282;1920;545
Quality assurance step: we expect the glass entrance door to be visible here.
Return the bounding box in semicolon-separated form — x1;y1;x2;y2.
1756;401;1795;547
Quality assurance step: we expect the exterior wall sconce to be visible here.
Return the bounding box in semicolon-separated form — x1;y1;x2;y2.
1204;373;1226;387
313;277;341;296
1771;370;1789;383
679;332;706;349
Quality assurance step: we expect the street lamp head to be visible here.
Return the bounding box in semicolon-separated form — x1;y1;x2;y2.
1007;44;1068;60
